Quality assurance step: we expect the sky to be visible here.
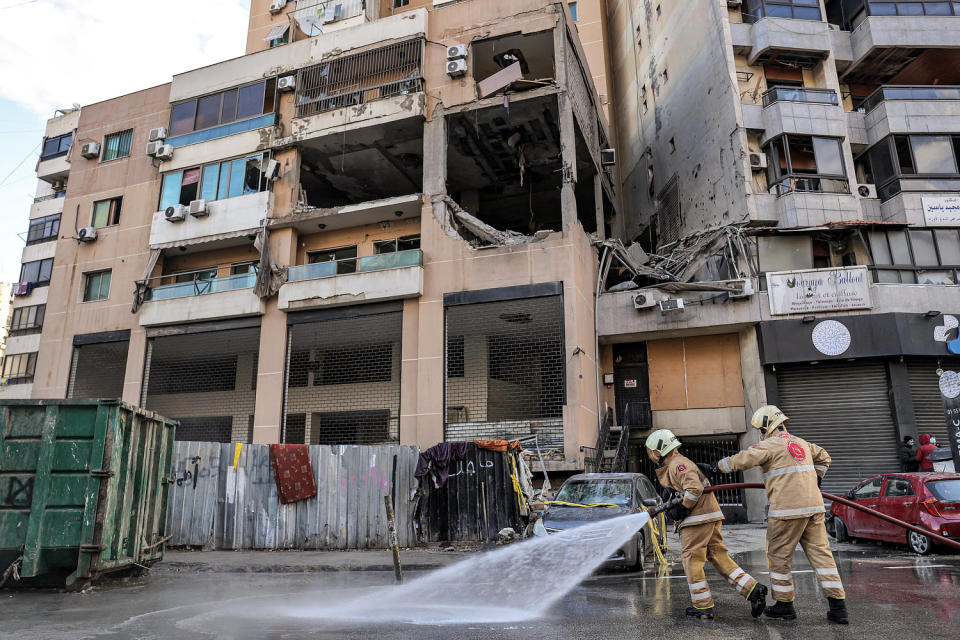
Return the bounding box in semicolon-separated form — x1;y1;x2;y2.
0;0;251;283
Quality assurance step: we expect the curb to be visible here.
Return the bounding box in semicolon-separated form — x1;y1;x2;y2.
157;562;448;574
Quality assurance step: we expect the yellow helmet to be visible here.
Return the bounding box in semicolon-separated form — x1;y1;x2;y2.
751;405;789;434
645;429;681;457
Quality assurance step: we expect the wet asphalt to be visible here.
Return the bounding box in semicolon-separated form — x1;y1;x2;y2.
2;544;958;639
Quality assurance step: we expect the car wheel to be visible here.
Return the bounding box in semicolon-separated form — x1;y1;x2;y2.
907;530;933;555
834;518;849;543
633;531;646;571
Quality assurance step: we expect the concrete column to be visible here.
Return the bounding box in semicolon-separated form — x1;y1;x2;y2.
887;360;919;442
399;298;420;445
594;174;606;240
739;327;769;522
554;23;578;237
122;328;148;405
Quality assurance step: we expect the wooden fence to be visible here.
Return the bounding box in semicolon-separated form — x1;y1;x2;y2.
165;442;419;549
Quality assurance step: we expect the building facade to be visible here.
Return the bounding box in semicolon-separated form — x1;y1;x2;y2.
602;0;960;519
0;1;618;475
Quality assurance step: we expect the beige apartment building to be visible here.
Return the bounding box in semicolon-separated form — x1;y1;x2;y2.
1;0;620;474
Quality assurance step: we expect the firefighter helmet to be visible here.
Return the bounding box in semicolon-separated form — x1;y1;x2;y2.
645;429;681;457
751;405;789;434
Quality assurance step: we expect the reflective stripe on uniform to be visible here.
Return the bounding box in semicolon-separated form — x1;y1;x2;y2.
682;511;724;525
688;580;709;591
768;505;825;518
736;574;753;589
819;581;843;589
815;465;828;473
683;491;699;502
815;568;839;576
771;585;793;593
728;568;744;583
761;465;816;480
719;458;731;473
769;572;792;581
690;590;713;601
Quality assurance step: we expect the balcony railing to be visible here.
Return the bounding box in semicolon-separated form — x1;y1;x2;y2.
770;176;851;196
144;272;257;301
861;85;960;113
762;87;839;108
287;249;422;282
294;38;424;118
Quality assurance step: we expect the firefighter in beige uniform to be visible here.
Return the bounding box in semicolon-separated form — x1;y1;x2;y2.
714;406;848;625
645;429;768;620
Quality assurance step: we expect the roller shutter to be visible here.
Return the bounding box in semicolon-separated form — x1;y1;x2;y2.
906;359;960;447
776;361;899;496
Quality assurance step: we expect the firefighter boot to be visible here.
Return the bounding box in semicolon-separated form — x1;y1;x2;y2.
764;600;797;620
748;583;768;618
827;597;848;625
685;606;714;620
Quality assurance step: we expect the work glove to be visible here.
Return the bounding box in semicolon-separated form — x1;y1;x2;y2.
817;475;822;489
666;503;692;522
696;462;718;475
660;486;676;503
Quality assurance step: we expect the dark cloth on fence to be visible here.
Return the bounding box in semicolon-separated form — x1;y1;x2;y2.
415;442;470;488
269;444;318;504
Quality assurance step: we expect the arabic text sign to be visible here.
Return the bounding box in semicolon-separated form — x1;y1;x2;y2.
923;196;960;226
767;266;872;315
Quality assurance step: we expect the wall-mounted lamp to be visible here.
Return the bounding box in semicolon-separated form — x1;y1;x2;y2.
603;373;615;388
802;316;816;323
317;223;326;229
394;210;404;217
925;310;942;318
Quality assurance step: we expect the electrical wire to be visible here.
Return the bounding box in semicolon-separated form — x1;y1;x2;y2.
0;0;41;10
0;142;40;188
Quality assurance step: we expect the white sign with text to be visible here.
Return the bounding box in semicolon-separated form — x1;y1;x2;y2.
923;196;960;226
767;266;872;316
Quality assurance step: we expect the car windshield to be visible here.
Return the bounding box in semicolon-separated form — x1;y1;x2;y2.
926;479;960;502
555;480;632;507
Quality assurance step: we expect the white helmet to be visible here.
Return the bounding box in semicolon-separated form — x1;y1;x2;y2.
645;429;681;457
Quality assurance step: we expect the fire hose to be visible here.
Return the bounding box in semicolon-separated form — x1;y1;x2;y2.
649;482;960;551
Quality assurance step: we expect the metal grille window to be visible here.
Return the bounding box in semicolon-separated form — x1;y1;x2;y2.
1;353;37;384
283;312;402;444
9;304;44;335
635;437;746;512
142;326;260;443
444;295;565;448
102;129;133;161
67;341;129;398
295;39;424;118
656;175;681;248
26;214;60;245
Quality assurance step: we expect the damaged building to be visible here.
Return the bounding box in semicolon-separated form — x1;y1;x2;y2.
2;0;620;476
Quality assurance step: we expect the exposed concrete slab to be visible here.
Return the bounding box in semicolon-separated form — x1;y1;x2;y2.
773;191;860;227
279;265;423;311
138;288;265;326
745;17;832;66
760;101;846;144
652;406;747;436
597;290;760;342
29;196;64;220
849;16;960;72
865;99;960;147
149;192;270;250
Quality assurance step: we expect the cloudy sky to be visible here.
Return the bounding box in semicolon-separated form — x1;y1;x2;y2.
0;0;250;283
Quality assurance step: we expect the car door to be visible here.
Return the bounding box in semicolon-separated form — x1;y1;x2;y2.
876;476;917;542
846;477;884;538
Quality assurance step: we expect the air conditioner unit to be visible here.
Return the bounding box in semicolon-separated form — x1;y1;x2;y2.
263;159;282;181
278;75;296;92
77;226;98;243
146;141;163;157
447;59;468;78
189;199;208;218
727;279;755;299
164;205;186;222
269;0;286;14
659;298;685;314
856;184;878;199
148;127;167;142
749;152;768;170
447;44;468;60
154;144;174;161
601;148;616;166
80;142;100;159
633;290;657;310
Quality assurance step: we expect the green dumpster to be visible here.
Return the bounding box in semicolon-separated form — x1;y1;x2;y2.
0;399;177;587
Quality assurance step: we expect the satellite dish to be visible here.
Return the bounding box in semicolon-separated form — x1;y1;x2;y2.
294;3;325;37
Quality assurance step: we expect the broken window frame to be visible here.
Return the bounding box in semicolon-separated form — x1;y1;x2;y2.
168;78;278;137
91;196;122;229
26;213;60;245
763;134;850;196
1;352;37;384
159;152;269;209
373;235;421;254
867;227;960;284
307;245;358;274
862;134;960;201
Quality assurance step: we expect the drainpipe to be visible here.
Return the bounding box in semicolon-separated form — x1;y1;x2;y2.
594;245;612;435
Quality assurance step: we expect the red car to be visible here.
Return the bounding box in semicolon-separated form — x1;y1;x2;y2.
830;473;960;555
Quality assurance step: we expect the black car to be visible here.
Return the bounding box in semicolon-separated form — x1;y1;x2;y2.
542;473;661;570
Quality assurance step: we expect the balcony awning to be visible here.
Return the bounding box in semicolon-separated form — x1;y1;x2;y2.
264;23;290;42
149;227;260;251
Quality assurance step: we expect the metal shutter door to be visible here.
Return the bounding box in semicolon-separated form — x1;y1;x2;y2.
776;361;899;495
907;359;957;446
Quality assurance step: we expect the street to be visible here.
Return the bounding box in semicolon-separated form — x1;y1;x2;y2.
3;535;958;639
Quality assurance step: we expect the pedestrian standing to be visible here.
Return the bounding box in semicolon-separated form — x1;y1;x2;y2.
710;406;848;625
899;436;919;473
645;429;768;621
916;433;936;471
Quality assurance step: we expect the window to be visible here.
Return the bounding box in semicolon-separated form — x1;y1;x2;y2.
862;134;960;201
40;132;72;160
764;135;849;195
1;353;37;384
9;305;45;334
742;0;822;21
102;129;133;161
231;262;258;275
19;258;54;286
866;1;960;17
269;30;289;48
160;153;267;210
569;1;578;21
867;227;960;284
91;196;122;228
168;79;277;137
308;245;358;274
374;235;421;254
394;0;409;6
83;270;112;302
884;477;915;497
851;477;882;500
26;214;60;245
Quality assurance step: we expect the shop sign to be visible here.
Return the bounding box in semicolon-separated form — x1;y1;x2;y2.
938;370;960;472
922;196;960;226
624;379;637;388
767;266;871;316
